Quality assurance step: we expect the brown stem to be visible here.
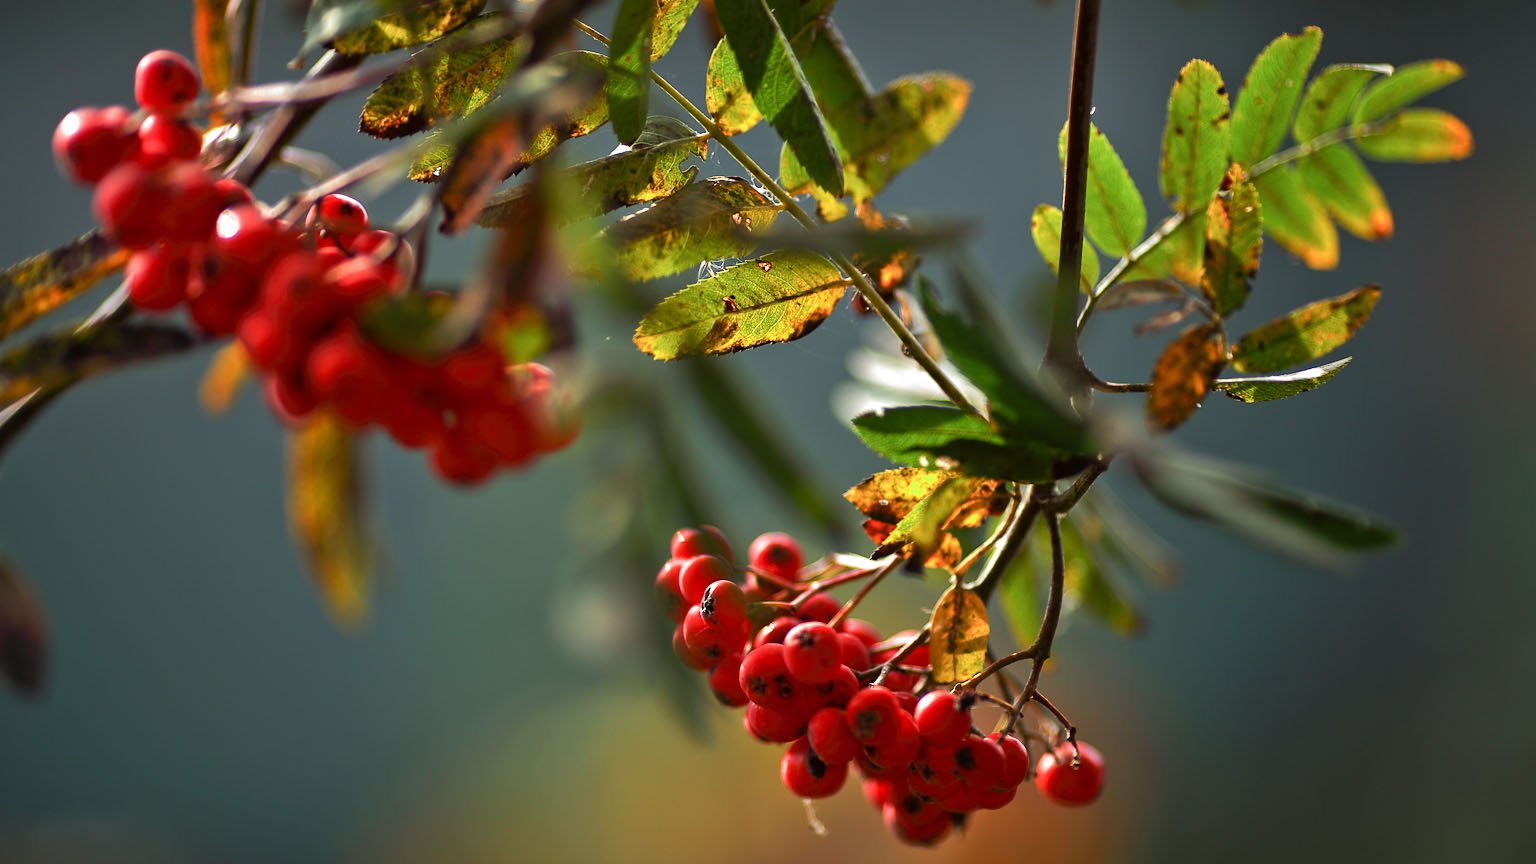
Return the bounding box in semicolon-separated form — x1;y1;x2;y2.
827;557;902;629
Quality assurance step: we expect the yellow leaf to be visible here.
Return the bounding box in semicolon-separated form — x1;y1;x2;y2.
928;585;988;684
199;343;251;415
288;412;370;628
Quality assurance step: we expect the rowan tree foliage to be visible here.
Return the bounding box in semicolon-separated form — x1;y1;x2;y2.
0;0;1472;844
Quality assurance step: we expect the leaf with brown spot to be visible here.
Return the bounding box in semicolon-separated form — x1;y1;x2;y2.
359;15;528;139
1215;357;1352;403
844;468;1007;528
288;412;371;629
1057;121;1147;258
0;555;47;697
1147;322;1226;432
333;0;487;57
437;113;527;233
928;585;988;684
873;476;982;567
1160;58;1231;215
588;176;781;281
1200;165;1262;317
1231;286;1379;373
0;232;127;340
199;343;251;415
1296;145;1393;240
1229;26;1322;167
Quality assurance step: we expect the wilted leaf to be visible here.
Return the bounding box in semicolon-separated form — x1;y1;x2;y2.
633;250;849;359
1030;204;1100;292
1229;26;1323;167
851;405;1084;483
1160;59;1231;214
193;0;233;115
715;0;843;194
1293;63;1392;141
876;476;981;565
199;343;251;414
0;232;127;340
1215;357;1351;403
0;322;194;406
844;468;1006;528
1297;144;1392;239
607;0;655;144
589;176;782;280
1058;121;1147;258
1252;165;1337;269
929;585;988;683
360;16;527;138
288;412;370;628
1146;322;1226;431
1356;108;1473;162
1353;59;1465;124
0;556;46;696
1201;166;1262;316
477;115;705;227
1231;286;1378;373
333;0;487;57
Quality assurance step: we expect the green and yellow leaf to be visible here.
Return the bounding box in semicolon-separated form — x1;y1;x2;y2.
1160;59;1231;214
1059;121;1147;257
1353;59;1465;124
1229;26;1323;167
1200;166;1262;316
1252;165;1338;269
1230;286;1379;373
332;0;486;57
607;0;655;144
1355;108;1473;162
0;232;128;340
1030;204;1100;293
929;585;988;684
0;322;193;406
288;412;370;628
843;468;1008;528
704;38;761;135
1215;357;1351;403
589;176;782;281
1296;144;1393;239
359;15;528;138
1293;63;1391;141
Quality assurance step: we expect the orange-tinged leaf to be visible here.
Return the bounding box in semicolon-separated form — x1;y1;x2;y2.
1231;286;1379;373
860;520;963;571
929;585;988;684
437;113;525;233
0;232;128;339
199;343;251;414
844;468;1007;528
0;555;47;696
193;0;233;119
1147;322;1226;431
288;412;370;628
1356;108;1473;163
1252;166;1338;270
1296;144;1393;240
1200;166;1262;316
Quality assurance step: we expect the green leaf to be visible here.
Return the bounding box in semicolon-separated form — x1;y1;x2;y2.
1131;446;1397;566
1060;516;1143;637
1200;167;1262;316
1353;59;1465;124
360;15;528;138
0;321;194;406
632;250;849;359
705;38;762;135
1123;214;1205;286
300;0;414;61
0;555;46;696
929;585;989;684
650;0;700;60
589;176;782;281
1077;489;1179;589
1160;59;1231;214
1215;357;1351;403
714;0;844;194
288;412;371;628
706;15;871;141
1296;144;1393;240
0;231;127;340
1230;286;1379;373
607;0;654;145
1229;26;1322;167
332;0;486;57
1293;63;1391;141
998;538;1042;649
477;116;705;227
1252;165;1337;269
1355;108;1474;162
1030;204;1100;293
850;406;1078;483
876;476;980;564
358;291;455;358
1058;121;1146;257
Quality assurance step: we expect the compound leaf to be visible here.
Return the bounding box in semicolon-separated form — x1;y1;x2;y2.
1200;166;1262;316
1230;26;1322;167
360;16;528;138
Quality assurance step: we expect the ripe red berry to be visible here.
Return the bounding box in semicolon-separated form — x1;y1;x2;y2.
655;559;687;622
699;580;749;636
914;691;972;745
677;554;731;605
160;163;225;244
136;114;202;166
846;685;904;746
807;707;860;764
953;734;1007;790
781;736;849;799
743;702;804;743
682;605;741;662
838;617;882;647
213;204;285;267
837;632;871;671
993;732;1030;788
123;246;190;311
440;345;504;398
707;653;749;707
430;428;497;486
1034;741;1104;806
93;162;173;250
752;616;799;648
737;642;801;712
263;374;317;424
324;256;393;304
797;593;840;624
237;309;297;371
462;402;535;467
53;106;137;184
863;710;921;775
310;193;369;238
748;531;802;582
135;50;200;115
807;664;859;709
671;526;733;563
883;794;951;846
672;624;712;671
783;621;842;684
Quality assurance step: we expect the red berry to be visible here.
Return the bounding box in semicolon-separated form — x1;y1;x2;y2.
185;280;249;335
237;309;296;371
324;256;392;304
53;106;137;184
993;732;1030;788
305;328;380;404
781;737;848;799
161;164;225;243
914;691;972;745
262;251;340;333
743;702;803;743
753;616;799;648
783;621;842;684
430;428;497;486
123;246;190;311
93;162;173;250
440;345;504;398
213;204;284;267
671;527;732;563
807;707;860;764
748;531;802;582
699;580;749;635
136;114;201;166
737;643;801;712
863;777;898;810
837;632;871;671
213;177;253;208
953;734;1007;790
707;653;748;706
883;795;951;846
838;617;882;647
677;555;731;605
846;686;904;746
672;624;711;671
135;50;200;115
349;228;415;285
1034;741;1104;806
681;605;740;662
263;374;316;424
310;193;369;238
806;664;859;709
863;710;921;775
654;559;687;623
797;593;840;624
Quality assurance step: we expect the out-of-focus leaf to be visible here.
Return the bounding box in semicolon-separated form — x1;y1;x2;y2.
438;113;528;232
1200;166;1261;316
633;250;849;359
360;16;528;138
1058;121;1146;257
587;176;781;280
333;0;487;57
704;38;761;135
1215;357;1351;403
1229;26;1322;167
1131;446;1397;567
1146;322;1225;432
1356;108;1473;162
928;585;988;684
851;406;1083;483
1059;517;1143;637
0;232;127;340
714;0;843;194
1030;204;1100;293
288;412;370;628
1293;63;1391;141
607;0;654;144
479;116;704;227
1160;59;1231;214
1297;145;1392;240
1077;489;1179;588
998;537;1041;649
301;0;415;60
360;289;457;357
0;556;47;696
193;0;233;115
1353;59;1465;124
1231;286;1378;374
650;0;700;60
0;322;194;405
875;476;979;564
199;343;251;414
1252;165;1337;269
844;468;1007;528
1093;279;1186;313
706;13;869;140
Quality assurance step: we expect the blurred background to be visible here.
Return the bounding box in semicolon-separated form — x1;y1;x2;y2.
2;0;1533;861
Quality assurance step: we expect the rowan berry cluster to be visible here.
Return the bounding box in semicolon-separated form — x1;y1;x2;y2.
657;526;1105;845
51;49;577;484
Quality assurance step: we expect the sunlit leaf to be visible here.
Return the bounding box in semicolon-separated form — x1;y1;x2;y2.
1030;204;1100;293
1160;59;1231;214
332;0;487;57
588;176;782;281
1230;286;1379;373
633;250;849;359
0;232;127;339
1060;516;1143;637
300;0;416;60
193;0;233;117
876;476;981;565
1215;357;1351;403
1058;121;1146;258
929;585;988;684
704;38;761;135
1146;322;1225;432
359;15;528;138
998;536;1042;648
650;0;700;60
714;0;844;194
288;412;370;628
0;555;46;696
199;343;251;414
1355;108;1473;162
1093;278;1186;313
706;13;869;140
1293;63;1391;141
1200;166;1261;316
0;322;195;406
851;406;1083;483
1122;215;1204;285
1353;59;1465;124
843;467;1007;529
1252;165;1337;269
607;0;654;145
1296;144;1393;239
1229;26;1322;167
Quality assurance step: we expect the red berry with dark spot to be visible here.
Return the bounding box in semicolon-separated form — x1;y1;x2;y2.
682;604;740;662
753;616;799;648
310;193;369;238
738;642;800;712
263;374;317;424
135;50;200;115
784;621;842;684
1034;741;1104;806
781;736;848;798
213;204;284;267
699;579;749;637
993;732;1030;788
953;734;1007;790
846;685;903;746
743;702;804;743
915;690;972;745
863;710;921;774
807;707;860;764
749;531;802;583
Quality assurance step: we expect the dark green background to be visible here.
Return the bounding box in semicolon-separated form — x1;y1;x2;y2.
2;1;1532;861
